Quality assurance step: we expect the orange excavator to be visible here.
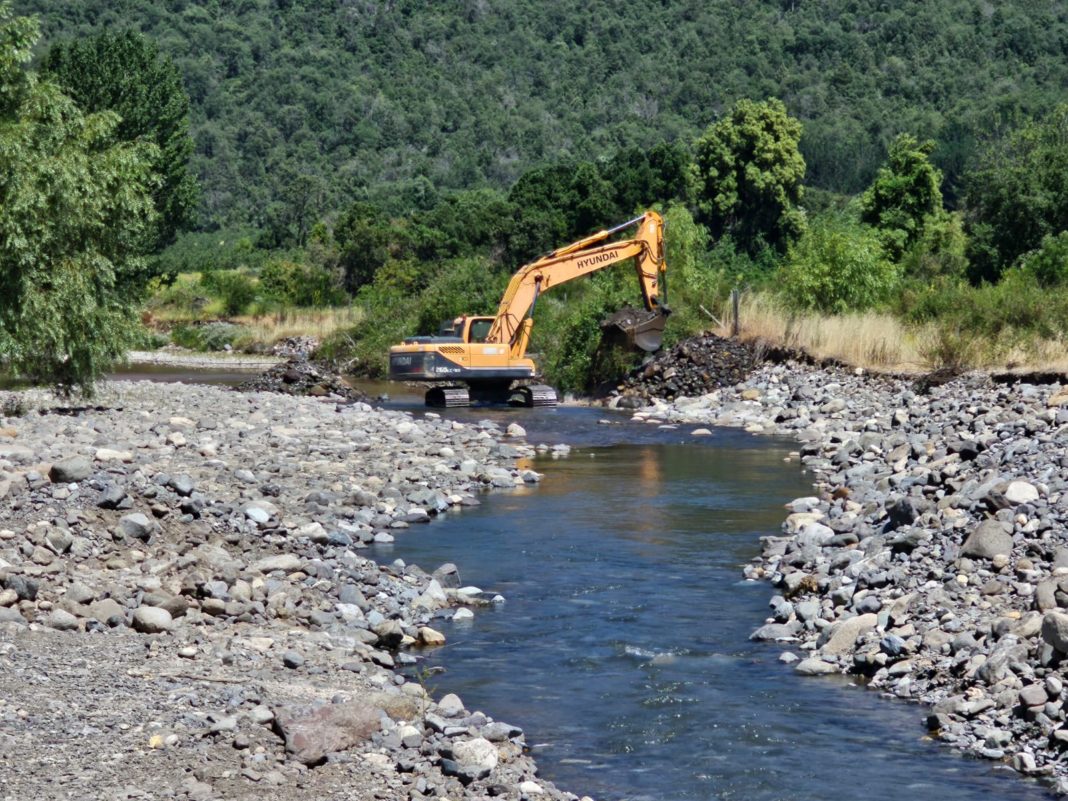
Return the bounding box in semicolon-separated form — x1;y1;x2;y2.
388;210;669;407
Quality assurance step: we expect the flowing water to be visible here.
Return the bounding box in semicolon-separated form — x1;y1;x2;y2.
103;367;1053;799
363;402;1053;801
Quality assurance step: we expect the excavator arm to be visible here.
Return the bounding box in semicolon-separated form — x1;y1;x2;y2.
486;211;667;358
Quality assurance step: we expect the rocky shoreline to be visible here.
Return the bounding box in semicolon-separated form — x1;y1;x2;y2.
0;380;578;801
636;362;1068;794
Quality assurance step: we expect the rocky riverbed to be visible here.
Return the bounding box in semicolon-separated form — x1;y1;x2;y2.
634;362;1068;793
0;380;576;801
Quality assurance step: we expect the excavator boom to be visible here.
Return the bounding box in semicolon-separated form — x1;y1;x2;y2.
486;212;666;356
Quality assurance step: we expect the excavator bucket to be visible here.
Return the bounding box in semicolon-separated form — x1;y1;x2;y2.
601;307;669;352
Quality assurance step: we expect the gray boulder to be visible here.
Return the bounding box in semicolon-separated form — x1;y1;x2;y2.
960;519;1013;560
131;606;174;634
1042;611;1068;653
119;513;154;541
818;613;878;656
48;456;91;483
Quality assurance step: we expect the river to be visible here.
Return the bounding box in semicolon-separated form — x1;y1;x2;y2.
369;403;1051;801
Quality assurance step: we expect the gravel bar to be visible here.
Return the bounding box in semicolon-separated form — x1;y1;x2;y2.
0;380;578;801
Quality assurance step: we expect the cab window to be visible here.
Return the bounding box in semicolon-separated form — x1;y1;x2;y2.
468;319;493;342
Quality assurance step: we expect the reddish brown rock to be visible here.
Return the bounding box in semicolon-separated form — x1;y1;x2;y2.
274;702;382;765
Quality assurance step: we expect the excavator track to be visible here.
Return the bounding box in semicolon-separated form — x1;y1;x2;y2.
425;386;471;408
509;384;558;407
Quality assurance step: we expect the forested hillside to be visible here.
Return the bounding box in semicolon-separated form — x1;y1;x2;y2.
19;0;1068;230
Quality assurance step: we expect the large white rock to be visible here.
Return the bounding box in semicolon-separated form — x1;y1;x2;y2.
132;606;174;634
251;554;302;573
818;613;878;656
795;657;839;676
450;737;498;776
1004;480;1040;505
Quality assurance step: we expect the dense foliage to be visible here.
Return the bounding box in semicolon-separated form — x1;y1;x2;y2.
779;213;898;314
693;98;806;254
43;30;197;252
14;1;1068;389
963;106;1068;285
0;4;158;392
19;0;1068;232
860;134;944;261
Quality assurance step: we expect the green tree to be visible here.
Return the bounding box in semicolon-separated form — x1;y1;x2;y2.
259;169;329;249
1019;232;1068;288
860;134;944;261
0;5;158;392
693;98;806;254
900;211;969;282
602;142;692;218
964;106;1068;284
334;202;393;292
413;188;515;260
778;213;898;313
43;29;197;252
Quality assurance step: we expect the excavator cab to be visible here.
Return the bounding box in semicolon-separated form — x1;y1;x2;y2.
434;316;494;343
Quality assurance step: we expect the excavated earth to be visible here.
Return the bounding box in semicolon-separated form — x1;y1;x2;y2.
0;381;576;801
614;333;762;405
636;358;1068;794
236;357;368;403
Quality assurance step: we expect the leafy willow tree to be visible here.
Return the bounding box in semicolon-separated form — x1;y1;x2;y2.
0;5;158;393
693;98;806;255
860;134;944;261
43;30;197;253
963;106;1068;284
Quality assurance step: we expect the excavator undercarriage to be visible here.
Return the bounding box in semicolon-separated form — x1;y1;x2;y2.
423;381;559;408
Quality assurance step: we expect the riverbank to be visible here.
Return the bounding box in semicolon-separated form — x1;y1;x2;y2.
0;380;576;801
641;362;1068;793
126;349;283;369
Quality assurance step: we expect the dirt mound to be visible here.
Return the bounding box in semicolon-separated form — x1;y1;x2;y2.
615;333;761;404
237;356;368;402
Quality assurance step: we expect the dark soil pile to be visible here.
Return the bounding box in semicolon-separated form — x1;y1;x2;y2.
237;357;368;402
615;333;761;404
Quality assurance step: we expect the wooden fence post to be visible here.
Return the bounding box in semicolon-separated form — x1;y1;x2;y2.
731;288;740;337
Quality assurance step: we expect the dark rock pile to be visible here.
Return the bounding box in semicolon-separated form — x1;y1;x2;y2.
238;356;368;402
616;333;760;404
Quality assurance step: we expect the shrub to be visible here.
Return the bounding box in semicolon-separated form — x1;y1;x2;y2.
1019;231;1068;288
536;271;642;394
260;259;345;307
200;270;258;316
900;212;969;282
170;322;244;351
778;214;899;313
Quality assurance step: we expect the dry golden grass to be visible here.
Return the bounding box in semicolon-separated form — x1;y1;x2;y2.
715;293;928;372
707;293;1068;374
232;306;365;345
